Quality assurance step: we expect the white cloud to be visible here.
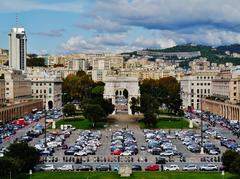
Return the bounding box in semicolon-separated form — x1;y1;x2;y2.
61;33;127;53
31;29;65;37
133;36;176;49
76;16;128;33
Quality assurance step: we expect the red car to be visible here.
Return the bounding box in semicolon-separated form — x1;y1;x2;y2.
111;151;123;155
145;164;160;171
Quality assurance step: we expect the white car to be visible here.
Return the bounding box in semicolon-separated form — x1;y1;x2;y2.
183;164;198;171
57;164;73;171
209;149;219;155
160;151;174;156
200;164;218;171
120;151;132;156
40;164;55;171
74;151;87;156
164;164;180;171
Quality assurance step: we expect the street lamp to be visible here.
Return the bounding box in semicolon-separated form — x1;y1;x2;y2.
180;88;204;154
200;94;204;154
44;110;47;148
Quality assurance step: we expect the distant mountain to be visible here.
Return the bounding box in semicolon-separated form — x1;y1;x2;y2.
217;44;240;53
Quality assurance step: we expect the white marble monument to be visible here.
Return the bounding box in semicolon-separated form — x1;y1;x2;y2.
103;76;140;115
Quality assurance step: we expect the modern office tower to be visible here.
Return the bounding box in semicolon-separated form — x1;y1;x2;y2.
8;27;27;71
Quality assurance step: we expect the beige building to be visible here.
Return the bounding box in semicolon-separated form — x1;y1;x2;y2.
0;67;32;104
26;69;62;110
0;99;43;124
212;69;240;104
180;58;221;110
203;99;240;122
0;78;5;106
0;49;8;65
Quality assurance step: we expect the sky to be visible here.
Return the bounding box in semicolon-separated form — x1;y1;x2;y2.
1;0;240;54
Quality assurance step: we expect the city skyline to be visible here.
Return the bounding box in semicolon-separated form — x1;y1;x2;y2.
1;0;240;54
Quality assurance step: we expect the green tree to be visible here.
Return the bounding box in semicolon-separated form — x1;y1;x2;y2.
63;104;76;116
221;150;239;171
230;155;240;175
143;110;157;127
83;104;106;127
0;157;21;178
130;97;140;115
91;86;104;97
5;143;40;172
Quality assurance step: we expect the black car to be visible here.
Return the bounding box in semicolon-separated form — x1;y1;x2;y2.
132;165;142;171
64;150;75;155
96;164;111;171
156;157;166;164
76;165;93;171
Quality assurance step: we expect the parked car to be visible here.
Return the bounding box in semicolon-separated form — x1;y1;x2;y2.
76;165;93;171
164;164;180;171
57;164;73;171
40;164;55;171
200;164;218;171
132;165;142;171
96;164;111;171
145;164;160;171
183;164;198;171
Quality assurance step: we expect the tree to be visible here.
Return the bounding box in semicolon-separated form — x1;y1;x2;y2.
5;143;40;172
230;155;240;175
0;157;21;178
143;111;157;127
63;104;76;117
83;104;106;127
130;97;140;115
221;150;239;171
91;86;104;98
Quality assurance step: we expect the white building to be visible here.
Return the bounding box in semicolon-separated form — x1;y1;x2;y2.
68;59;87;71
26;69;62;110
8;27;27;71
181;71;216;110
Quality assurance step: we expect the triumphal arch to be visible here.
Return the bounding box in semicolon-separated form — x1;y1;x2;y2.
103;76;140;115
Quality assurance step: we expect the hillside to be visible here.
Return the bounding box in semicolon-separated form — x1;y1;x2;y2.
127;44;240;68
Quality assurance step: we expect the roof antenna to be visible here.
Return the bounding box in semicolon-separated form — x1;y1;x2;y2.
16;13;18;28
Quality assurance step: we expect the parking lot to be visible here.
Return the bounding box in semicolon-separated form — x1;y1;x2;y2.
1;112;240;172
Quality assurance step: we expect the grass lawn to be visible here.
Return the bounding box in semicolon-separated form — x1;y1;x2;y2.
56;118;105;129
15;172;238;179
139;117;192;129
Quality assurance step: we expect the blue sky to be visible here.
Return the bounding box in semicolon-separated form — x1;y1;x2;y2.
1;0;240;54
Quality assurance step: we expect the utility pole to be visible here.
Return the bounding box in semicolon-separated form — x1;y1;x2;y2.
44;110;47;148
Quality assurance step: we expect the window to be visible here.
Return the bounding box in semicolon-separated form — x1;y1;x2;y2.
197;89;199;93
40;90;42;93
204;89;206;93
208;89;210;93
234;92;236;96
191;99;194;102
234;81;237;85
191;89;194;94
192;83;194;86
44;90;46;93
40;83;42;86
208;83;210;86
36;90;38;93
197;83;199;85
234;87;237;90
49;88;52;94
49;83;52;86
36;83;38;86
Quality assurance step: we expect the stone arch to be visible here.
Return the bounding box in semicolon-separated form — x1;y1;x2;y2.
103;76;140;115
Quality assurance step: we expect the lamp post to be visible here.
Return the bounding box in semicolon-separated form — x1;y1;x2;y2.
200;94;204;154
44;110;47;148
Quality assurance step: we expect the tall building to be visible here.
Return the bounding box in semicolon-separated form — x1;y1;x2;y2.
8;27;27;71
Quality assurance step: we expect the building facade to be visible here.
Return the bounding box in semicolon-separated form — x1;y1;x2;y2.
0;99;43;124
8;27;27;71
26;69;62;110
0;67;32;104
0;78;5;106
